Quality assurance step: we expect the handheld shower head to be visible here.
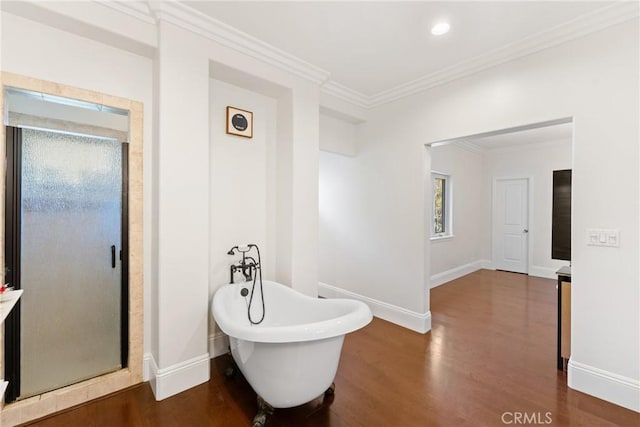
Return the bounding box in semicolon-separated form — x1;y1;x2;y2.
227;244;252;255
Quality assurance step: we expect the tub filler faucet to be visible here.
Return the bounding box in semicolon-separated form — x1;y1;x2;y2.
227;244;266;326
227;244;260;284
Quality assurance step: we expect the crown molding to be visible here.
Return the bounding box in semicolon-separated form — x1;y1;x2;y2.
94;1;156;25
366;1;639;108
148;0;330;85
321;80;369;109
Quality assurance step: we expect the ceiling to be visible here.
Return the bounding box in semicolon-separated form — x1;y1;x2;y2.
185;1;614;98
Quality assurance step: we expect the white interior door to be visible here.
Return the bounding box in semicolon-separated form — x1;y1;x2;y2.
494;178;529;274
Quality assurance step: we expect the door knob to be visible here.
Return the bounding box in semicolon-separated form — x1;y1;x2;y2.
523;229;529;233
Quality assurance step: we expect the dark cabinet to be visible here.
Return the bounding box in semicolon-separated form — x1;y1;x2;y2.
552;170;572;261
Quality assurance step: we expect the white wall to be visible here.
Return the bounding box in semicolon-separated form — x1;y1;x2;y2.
209;78;277;330
319;150;352;287
322;20;639;411
318;111;360;286
429;144;485;283
153;21;211;398
206;62;322;298
319;113;358;156
1;9;155;371
0;0;157;56
318;127;431;333
485;140;572;278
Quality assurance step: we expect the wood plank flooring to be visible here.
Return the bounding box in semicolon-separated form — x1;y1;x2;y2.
21;270;640;426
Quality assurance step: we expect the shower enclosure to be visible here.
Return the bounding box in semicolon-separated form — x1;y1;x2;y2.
4;126;128;401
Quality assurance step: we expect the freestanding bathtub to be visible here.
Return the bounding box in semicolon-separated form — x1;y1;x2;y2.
212;280;372;423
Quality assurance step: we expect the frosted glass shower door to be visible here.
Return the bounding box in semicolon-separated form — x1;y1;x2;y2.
19;128;124;398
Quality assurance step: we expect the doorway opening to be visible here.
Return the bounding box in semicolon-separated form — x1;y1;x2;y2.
426;117;573;287
3;88;130;402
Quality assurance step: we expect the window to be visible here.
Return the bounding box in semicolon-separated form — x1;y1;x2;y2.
432;172;452;238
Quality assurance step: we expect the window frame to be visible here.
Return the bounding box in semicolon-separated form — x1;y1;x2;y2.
431;171;453;239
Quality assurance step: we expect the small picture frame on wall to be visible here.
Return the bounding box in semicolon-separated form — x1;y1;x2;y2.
226;106;253;138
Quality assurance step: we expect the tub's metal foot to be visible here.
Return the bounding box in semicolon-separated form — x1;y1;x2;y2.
324;382;336;397
252;396;273;427
224;351;238;379
224;366;236;379
323;382;336;405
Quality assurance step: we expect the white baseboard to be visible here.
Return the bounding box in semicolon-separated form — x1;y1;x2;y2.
148;352;210;401
431;260;559;282
318;282;431;334
480;260;493;270
143;352;152;382
209;332;230;358
148;354;159;397
528;265;558;279
430;259;492;288
568;359;640;412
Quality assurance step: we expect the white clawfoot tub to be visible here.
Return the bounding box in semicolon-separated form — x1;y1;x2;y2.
212;280;372;412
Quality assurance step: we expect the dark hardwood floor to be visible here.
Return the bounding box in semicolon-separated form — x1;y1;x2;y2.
23;270;640;426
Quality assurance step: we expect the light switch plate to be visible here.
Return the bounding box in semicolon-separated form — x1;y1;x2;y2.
586;229;620;247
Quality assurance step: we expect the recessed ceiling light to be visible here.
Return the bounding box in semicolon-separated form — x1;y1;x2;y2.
431;22;450;36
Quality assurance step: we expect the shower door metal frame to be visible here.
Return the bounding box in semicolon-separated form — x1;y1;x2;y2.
3;125;130;402
4;126;22;402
